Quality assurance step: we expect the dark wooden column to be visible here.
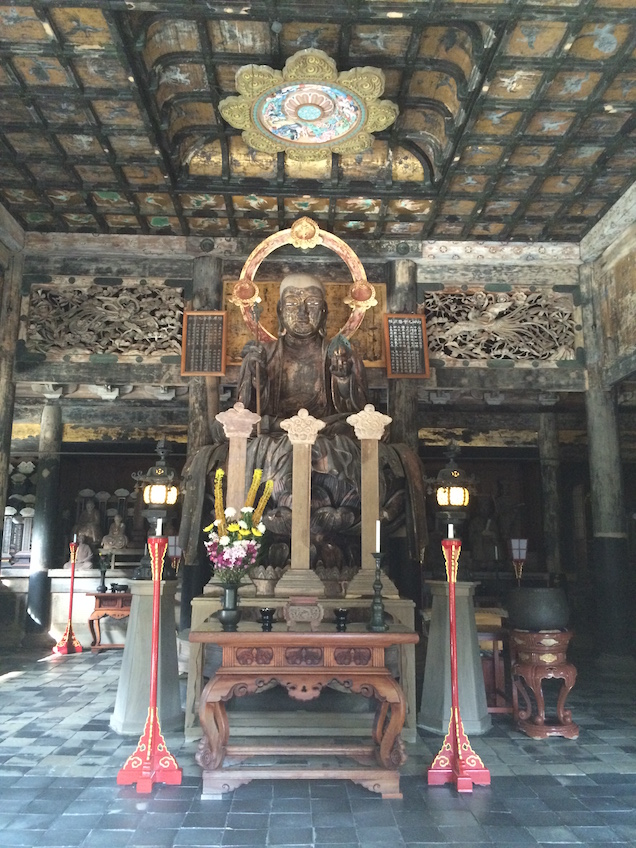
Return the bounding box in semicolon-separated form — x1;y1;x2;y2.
387;258;419;451
580;262;629;656
386;258;421;600
26;401;63;632
181;255;223;630
0;252;23;555
538;412;562;576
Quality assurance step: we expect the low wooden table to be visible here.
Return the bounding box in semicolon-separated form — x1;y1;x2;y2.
86;591;131;652
189;625;419;799
185;591;417;741
510;628;578;739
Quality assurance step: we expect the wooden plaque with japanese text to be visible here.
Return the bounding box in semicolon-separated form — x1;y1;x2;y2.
181;311;227;376
383;313;429;379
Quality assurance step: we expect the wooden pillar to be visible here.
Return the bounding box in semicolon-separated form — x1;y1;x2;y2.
580;262;629;656
215;403;260;512
187;256;223;453
275;409;326;597
387;259;419;451
181;255;223;630
538;412;562;576
0;252;23;555
346;404;399;598
26;401;63;632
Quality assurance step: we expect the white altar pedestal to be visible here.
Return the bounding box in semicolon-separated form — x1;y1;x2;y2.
418;580;491;735
110;580;182;735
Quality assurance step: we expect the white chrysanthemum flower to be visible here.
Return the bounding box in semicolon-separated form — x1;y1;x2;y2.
219;535;230;546
257;523;266;533
238;520;248;529
224;507;237;518
242;506;255;513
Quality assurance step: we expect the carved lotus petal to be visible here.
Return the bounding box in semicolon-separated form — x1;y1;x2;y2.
235;64;282;97
218;96;251;129
282;48;338;84
338;67;385;99
366;100;400;133
311;506;356;533
263;506;292;536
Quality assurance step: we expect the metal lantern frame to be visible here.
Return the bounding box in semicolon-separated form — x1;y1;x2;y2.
133;439;179;508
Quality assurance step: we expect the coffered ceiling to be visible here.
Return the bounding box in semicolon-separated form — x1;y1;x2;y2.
0;1;635;245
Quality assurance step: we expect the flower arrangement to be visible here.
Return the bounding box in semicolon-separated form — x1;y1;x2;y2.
204;467;273;585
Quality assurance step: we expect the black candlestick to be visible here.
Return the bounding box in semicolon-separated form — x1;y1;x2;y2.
367;552;388;632
260;608;275;632
97;555;108;593
335;608;349;632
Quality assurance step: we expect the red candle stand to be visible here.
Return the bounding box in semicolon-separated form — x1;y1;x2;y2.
117;535;182;793
427;537;490;792
53;541;83;655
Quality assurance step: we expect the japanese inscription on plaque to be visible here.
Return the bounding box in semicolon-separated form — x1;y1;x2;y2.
181;311;227;376
383;313;429;379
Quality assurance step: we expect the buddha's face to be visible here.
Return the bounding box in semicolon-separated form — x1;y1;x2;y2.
279;285;326;338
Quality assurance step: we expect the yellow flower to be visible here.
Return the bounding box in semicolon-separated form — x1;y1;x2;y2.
244;468;263;509
203;522;214;533
253;479;274;525
227;522;240;533
239;528;250;537
214;468;226;535
252;528;263;538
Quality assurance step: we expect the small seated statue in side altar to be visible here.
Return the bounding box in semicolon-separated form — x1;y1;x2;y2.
64;534;94;571
101;514;129;551
73;499;102;546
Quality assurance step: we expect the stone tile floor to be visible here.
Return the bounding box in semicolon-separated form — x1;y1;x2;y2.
0;642;634;847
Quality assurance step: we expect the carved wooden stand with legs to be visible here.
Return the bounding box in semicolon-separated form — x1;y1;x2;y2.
510;629;579;739
190;627;418;799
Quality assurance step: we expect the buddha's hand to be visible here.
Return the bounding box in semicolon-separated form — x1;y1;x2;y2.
329;345;352;379
241;340;267;375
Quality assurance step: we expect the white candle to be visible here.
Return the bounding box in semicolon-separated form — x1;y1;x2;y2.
448;523;454;539
375;519;381;552
156;519;163;536
73;534;77;543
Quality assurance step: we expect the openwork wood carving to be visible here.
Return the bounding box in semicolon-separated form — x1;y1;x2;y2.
421;289;576;362
26;282;183;359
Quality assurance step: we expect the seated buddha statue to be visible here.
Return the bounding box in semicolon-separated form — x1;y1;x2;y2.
180;272;426;587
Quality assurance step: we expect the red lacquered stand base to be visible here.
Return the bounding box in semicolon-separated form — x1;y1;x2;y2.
427;537;490;793
53;542;83;655
117;535;182;793
116;706;182;792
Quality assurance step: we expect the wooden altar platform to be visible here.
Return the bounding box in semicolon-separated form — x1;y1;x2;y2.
185;589;418;742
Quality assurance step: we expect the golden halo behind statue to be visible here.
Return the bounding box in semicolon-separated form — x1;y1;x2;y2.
229;217;377;343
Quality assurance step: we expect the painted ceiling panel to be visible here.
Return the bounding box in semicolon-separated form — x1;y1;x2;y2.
0;1;634;243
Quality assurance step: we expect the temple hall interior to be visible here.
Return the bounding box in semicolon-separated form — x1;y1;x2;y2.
0;2;635;846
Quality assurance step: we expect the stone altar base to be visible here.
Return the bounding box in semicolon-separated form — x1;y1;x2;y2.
418;580;491;736
110;580;182;735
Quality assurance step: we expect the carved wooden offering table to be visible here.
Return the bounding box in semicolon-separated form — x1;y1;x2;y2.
86;591;131;652
510;629;579;739
189;625;419;799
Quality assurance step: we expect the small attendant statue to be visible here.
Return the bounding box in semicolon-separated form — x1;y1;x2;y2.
63;534;94;571
101;514;129;551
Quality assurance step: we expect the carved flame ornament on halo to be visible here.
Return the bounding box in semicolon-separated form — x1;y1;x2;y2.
219;49;398;161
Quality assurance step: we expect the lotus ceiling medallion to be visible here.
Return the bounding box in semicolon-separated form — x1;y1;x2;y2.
219;48;398;161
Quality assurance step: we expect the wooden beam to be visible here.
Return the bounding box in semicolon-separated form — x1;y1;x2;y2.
0;203;25;253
